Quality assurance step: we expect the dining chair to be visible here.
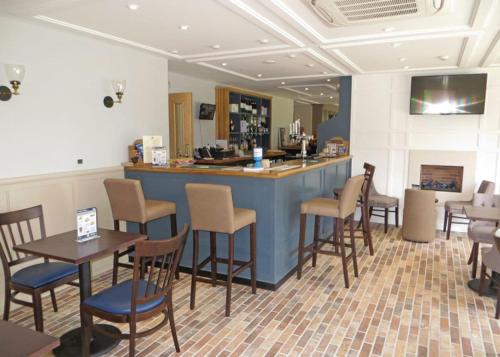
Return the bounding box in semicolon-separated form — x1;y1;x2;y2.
368;181;399;234
0;205;79;332
81;224;189;357
104;178;178;285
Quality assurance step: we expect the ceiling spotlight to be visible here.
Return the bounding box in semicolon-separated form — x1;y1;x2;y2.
259;39;269;44
329;96;333;99
178;25;190;30
257;74;263;78
438;55;450;61
304;87;309;91
170;50;179;54
288;54;297;59
306;63;315;68
404;65;410;69
384;27;395;32
281;81;286;85
399;57;406;62
264;60;276;64
392;43;402;48
326;78;331;82
211;44;221;49
322;71;328;74
320;93;324;96
221;62;228;66
128;3;139;10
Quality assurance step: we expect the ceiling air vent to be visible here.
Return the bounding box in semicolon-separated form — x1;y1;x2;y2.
307;0;445;26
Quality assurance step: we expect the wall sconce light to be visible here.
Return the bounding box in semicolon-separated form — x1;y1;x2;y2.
0;64;26;102
103;80;126;108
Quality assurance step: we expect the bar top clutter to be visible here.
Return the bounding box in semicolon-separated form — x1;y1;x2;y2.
124;156;351;179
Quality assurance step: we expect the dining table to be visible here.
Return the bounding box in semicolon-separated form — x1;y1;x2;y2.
464;205;500;297
0;320;60;357
14;228;147;357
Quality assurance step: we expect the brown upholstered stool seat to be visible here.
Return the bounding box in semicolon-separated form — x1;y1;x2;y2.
186;183;257;317
369;195;398;208
444;200;470;214
297;175;365;288
402;189;436;243
104;178;178;285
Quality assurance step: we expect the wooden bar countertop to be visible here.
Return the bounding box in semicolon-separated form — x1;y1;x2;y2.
124;155;351;179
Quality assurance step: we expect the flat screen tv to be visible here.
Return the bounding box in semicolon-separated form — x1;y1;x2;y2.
199;103;216;120
410;73;487;115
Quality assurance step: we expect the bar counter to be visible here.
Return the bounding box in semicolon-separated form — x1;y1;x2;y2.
125;156;351;289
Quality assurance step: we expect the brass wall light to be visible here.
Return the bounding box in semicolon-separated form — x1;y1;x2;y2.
103;80;126;108
0;64;26;102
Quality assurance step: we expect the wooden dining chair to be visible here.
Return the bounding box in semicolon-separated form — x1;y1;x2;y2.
81;225;189;357
0;205;79;332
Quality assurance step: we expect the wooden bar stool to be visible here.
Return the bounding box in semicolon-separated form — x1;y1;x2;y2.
298;175;365;288
185;183;257;317
104;178;177;285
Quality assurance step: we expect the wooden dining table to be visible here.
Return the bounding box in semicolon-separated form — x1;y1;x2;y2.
14;228;147;357
0;320;60;357
464;205;500;296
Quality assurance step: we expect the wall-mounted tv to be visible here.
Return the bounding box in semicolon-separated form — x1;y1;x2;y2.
410;73;487;115
199;103;216;120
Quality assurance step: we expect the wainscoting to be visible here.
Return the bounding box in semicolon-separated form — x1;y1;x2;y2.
0;166;124;311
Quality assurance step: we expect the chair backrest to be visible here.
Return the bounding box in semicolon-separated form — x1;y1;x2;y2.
472;193;500;208
361;163;375;203
339;175;365;218
131;224;189;314
104;178;147;223
477;180;495;195
0;205;47;277
185;183;235;233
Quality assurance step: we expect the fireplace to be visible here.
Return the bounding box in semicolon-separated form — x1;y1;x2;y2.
420;165;463;192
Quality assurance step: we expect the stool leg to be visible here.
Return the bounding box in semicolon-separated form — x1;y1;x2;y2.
226;233;235;317
312;215;320;267
363;203;374;256
443;209;448;232
297;214;306;280
210;232;217;287
395;206;399;228
349;215;358;278
338;218;349;289
334;218;339;254
190;230;199;310
446;212;452;240
250;223;257;294
384;208;389;233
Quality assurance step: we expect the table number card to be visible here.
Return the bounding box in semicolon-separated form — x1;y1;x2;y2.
76;207;100;242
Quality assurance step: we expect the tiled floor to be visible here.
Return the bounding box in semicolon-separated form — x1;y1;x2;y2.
9;225;500;356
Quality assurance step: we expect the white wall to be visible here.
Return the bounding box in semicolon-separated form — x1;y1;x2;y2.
168;71;218;147
271;96;294;149
0;15;169;179
350;68;500;229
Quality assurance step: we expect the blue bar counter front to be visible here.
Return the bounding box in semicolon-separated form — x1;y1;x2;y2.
125;157;351;290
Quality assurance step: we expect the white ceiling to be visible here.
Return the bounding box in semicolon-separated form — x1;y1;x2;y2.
2;0;500;104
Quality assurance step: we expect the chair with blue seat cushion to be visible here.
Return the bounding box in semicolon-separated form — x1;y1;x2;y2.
81;224;189;357
0;205;79;332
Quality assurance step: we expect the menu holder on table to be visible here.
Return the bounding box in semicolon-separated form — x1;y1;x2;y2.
76;207;100;243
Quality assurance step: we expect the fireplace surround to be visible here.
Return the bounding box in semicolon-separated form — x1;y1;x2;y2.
420;165;464;193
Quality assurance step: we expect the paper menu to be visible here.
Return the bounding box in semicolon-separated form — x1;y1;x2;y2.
143;136;163;163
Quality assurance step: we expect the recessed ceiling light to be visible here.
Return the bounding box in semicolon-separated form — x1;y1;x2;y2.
399;57;407;62
128;3;139;10
322;71;328;74
306;63;315;68
304;87;309;91
288;54;297;59
170;50;179;54
221;62;228;66
281;81;286;85
404;65;410;69
384;27;395;32
392;43;402;48
211;44;221;49
259;39;269;44
263;60;276;64
320;93;324;96
257;74;262;78
179;25;190;30
329;96;333;99
326;78;331;82
438;55;450;61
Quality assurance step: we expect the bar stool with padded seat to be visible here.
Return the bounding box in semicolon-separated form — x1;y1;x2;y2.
104;178;178;285
185;183;256;317
298;175;365;288
368;181;399;234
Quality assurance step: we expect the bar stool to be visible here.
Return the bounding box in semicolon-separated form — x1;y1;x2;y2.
104;178;177;285
298;175;365;288
185;183;257;317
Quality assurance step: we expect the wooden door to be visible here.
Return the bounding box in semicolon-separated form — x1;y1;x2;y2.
169;92;193;158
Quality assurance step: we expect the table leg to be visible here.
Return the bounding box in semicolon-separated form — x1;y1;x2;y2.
53;262;121;357
468;271;498;298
